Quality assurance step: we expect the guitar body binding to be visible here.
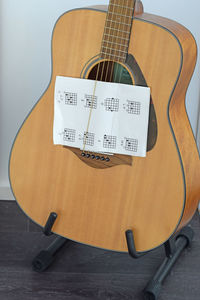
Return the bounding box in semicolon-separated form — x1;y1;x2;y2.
9;7;200;253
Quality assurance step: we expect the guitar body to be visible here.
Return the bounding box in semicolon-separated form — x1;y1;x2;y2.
9;5;200;252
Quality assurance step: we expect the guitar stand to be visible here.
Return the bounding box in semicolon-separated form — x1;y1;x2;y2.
126;226;194;300
32;212;194;300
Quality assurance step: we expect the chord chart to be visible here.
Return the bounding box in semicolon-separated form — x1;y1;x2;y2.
104;97;119;112
85;94;97;109
65;92;77;105
83;132;95;146
125;138;138;152
63;128;76;142
127;100;141;115
103;135;117;149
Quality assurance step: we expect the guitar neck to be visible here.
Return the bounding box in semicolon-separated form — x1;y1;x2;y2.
100;0;136;63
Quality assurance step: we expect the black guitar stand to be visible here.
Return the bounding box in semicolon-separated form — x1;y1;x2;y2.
32;212;194;300
126;226;194;299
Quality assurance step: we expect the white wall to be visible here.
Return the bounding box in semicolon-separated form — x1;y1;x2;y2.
198;118;200;150
0;0;199;200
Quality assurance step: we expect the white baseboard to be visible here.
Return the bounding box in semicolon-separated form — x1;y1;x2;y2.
0;186;15;200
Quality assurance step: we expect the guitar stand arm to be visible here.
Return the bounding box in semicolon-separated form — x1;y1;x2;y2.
43;212;58;236
143;226;194;300
32;212;70;272
125;229;147;258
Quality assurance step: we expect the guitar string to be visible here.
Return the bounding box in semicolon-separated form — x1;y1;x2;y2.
118;0;136;84
104;0;135;151
107;0;134;84
82;59;103;152
82;0;115;152
100;1;116;83
102;0;128;150
104;0;127;147
83;1;135;152
112;0;128;84
118;0;133;83
105;0;127;84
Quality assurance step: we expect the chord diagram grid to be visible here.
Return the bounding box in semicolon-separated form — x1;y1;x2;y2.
103;135;117;149
83;132;95;146
63;128;76;142
105;97;119;112
85;94;97;109
65;92;77;105
127;101;141;115
125;138;138;152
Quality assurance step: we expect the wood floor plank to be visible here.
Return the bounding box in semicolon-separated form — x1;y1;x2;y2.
27;218;43;233
0;201;27;232
0;271;199;300
0;271;153;300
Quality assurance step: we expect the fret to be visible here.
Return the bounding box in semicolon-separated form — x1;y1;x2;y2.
110;3;134;10
107;12;133;19
109;1;134;15
103;33;130;41
109;5;133;17
104;26;131;34
101;51;126;60
110;0;134;6
101;46;127;54
102;39;129;49
100;0;136;62
107;19;132;27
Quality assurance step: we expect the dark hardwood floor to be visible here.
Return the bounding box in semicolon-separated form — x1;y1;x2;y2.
0;200;199;300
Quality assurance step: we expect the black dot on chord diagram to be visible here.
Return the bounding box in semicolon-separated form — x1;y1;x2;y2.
127;101;141;115
105;97;119;112
85;94;97;109
63;128;76;142
83;132;95;146
103;135;117;149
65;92;77;106
125;138;138;152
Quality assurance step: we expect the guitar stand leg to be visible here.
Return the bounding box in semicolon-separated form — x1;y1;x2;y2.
143;226;194;300
32;236;69;272
32;212;70;272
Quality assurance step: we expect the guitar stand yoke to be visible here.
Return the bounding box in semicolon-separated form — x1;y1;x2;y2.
32;212;194;300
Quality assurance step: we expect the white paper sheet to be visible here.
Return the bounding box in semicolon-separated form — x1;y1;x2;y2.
53;76;150;157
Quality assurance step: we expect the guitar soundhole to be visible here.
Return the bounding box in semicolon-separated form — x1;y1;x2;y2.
88;61;133;85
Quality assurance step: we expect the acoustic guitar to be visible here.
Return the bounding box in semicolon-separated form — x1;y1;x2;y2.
9;0;200;252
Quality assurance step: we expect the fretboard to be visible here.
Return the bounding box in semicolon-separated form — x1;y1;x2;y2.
100;0;136;63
